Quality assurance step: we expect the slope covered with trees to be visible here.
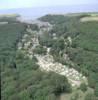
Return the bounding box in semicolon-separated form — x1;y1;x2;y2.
1;13;98;100
39;13;98;99
1;16;71;100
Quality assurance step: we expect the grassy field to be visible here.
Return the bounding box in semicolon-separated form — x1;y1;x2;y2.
80;13;98;22
80;16;98;22
0;14;19;18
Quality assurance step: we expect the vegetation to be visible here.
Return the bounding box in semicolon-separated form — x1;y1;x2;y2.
30;24;39;31
33;45;47;55
1;17;71;100
84;93;96;100
39;13;98;99
1;13;98;100
80;83;87;92
94;84;98;97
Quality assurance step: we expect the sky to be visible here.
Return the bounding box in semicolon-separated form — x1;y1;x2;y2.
0;0;98;9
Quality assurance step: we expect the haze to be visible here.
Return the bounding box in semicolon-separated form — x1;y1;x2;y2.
0;0;98;9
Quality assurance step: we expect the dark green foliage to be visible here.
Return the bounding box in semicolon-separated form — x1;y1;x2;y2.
80;83;87;92
46;94;57;100
50;23;67;36
85;93;97;100
33;45;47;54
71;92;79;100
88;73;98;88
94;84;98;97
52;38;65;51
0;21;25;100
40;14;98;96
30;24;39;31
38;31;53;47
1;17;71;100
0;23;25;63
16;51;39;70
39;14;68;24
1;13;98;100
0;15;20;23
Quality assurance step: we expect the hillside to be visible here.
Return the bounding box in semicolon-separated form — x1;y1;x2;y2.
1;13;98;100
39;13;98;99
1;15;71;100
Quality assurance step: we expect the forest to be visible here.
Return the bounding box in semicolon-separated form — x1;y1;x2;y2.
1;16;71;100
39;13;98;99
1;13;98;100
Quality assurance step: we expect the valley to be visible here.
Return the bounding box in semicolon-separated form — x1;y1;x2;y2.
1;13;98;100
17;24;87;88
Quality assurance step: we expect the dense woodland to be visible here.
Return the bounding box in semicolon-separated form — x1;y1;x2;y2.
39;14;98;99
1;13;98;100
0;17;71;100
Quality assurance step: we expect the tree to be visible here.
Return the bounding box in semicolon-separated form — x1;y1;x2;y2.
85;93;96;100
88;73;97;88
33;45;47;55
30;24;39;31
80;83;87;92
18;89;32;100
94;84;98;97
52;38;65;51
49;72;72;95
46;94;56;100
71;92;79;100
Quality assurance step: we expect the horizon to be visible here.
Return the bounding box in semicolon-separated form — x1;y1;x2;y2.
0;3;98;20
0;0;98;9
